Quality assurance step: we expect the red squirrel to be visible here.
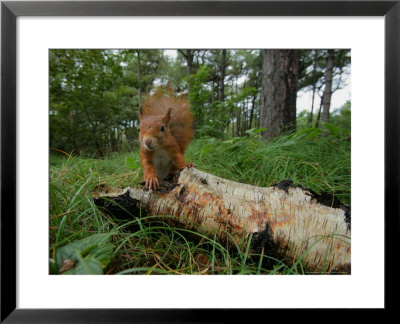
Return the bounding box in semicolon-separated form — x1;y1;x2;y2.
139;88;195;190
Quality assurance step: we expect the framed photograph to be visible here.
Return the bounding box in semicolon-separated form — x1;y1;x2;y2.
1;0;398;321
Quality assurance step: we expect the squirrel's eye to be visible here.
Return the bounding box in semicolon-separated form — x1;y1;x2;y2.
161;126;165;132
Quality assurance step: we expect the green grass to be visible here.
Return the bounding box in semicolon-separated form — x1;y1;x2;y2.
49;133;351;275
186;134;350;203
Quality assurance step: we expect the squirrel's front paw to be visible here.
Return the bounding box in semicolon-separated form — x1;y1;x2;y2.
143;174;159;190
186;162;196;168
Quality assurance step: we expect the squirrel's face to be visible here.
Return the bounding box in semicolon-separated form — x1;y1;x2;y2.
139;116;169;152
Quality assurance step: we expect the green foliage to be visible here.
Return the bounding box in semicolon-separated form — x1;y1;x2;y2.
50;49;164;156
297;100;351;137
294;127;322;140
245;127;267;138
125;156;140;170
50;128;350;275
50;49;350;155
298;49;350;92
185;65;211;127
184;61;260;139
49;49;351;275
186;132;351;204
197;124;224;138
330;100;351;132
54;234;114;274
322;123;343;137
50;50;126;156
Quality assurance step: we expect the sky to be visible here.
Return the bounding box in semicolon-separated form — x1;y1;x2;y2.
164;49;351;115
297;76;351;114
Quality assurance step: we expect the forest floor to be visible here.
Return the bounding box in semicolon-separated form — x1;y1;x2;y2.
49;134;351;275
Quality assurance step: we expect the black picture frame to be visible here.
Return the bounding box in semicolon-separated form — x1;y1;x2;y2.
1;0;398;321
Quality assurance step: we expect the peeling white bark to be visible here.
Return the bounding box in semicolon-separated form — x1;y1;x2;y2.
92;168;351;274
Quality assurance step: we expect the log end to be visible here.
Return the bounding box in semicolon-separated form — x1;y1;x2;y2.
91;184;144;221
91;183;127;197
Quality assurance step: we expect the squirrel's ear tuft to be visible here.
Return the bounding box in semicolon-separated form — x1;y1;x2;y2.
163;107;172;124
139;106;144;120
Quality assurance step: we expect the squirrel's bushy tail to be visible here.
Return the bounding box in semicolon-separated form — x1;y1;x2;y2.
142;88;194;153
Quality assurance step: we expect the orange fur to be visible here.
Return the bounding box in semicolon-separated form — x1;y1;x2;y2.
139;88;194;189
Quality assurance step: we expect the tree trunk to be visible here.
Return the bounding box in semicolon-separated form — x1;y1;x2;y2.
136;51;142;112
186;49;194;77
93;131;104;157
235;77;240;137
315;93;324;128
260;50;299;140
178;49;195;92
321;49;335;123
219;49;226;102
68;110;77;153
92;168;351;274
242;100;248;136
236;108;241;137
230;79;235;137
249;94;256;129
211;79;215;103
308;50;319;127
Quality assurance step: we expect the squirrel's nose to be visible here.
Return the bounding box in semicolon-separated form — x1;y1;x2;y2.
145;138;152;147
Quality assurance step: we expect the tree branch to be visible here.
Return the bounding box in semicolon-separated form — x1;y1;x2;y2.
178;49;188;59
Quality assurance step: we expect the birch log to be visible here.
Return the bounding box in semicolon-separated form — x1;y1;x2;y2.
92;168;351;274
